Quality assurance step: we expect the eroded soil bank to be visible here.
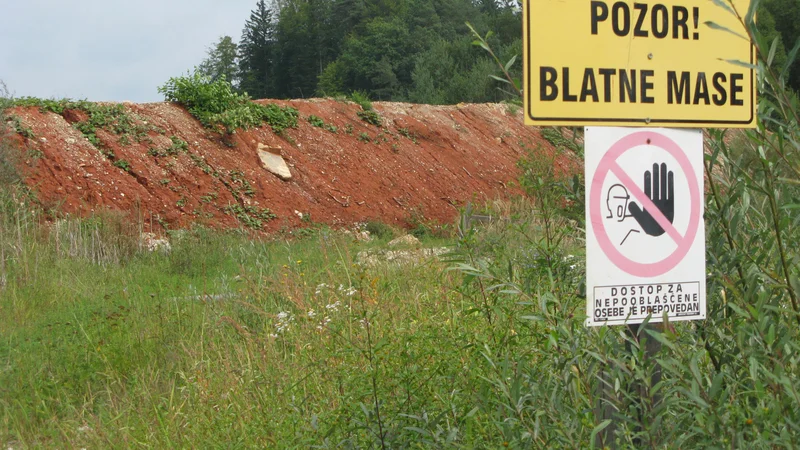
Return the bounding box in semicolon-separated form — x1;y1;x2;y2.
5;99;579;234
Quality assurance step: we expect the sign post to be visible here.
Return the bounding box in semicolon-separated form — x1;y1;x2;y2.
522;0;756;446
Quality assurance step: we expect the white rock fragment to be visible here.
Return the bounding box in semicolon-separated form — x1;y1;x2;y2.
257;143;292;180
139;233;171;252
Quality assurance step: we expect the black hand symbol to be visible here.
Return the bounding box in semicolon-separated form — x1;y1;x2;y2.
628;163;674;237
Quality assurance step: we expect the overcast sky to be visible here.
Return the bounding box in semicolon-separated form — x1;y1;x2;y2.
0;0;257;103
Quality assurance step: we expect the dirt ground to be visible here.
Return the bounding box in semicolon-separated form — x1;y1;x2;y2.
5;98;581;235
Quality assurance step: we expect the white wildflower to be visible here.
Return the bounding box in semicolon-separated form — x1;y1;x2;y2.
325;301;341;312
274;311;294;334
316;316;333;331
307;309;316;318
338;284;357;296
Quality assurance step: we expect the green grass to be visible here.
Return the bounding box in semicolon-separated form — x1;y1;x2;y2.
2;162;800;448
0;197;588;448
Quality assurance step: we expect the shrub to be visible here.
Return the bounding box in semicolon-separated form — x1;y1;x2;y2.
458;5;800;448
364;221;397;240
158;73;299;135
349;90;373;111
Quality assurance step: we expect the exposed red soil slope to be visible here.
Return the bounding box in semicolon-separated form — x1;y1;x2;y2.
6;99;580;234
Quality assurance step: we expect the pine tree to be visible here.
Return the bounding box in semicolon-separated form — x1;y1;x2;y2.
238;0;277;99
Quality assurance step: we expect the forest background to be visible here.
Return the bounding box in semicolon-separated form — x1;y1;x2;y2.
194;0;800;105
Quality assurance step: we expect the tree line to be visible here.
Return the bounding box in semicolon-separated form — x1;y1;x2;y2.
195;0;799;104
196;0;521;104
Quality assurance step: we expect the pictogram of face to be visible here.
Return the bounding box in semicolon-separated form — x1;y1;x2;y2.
606;184;630;222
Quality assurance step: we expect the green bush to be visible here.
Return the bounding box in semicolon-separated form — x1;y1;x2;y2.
158;73;299;135
349;90;373;111
364;220;397;240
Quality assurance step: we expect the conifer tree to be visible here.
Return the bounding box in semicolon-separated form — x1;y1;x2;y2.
238;0;277;99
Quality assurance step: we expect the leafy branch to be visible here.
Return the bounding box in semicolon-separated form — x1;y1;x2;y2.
466;22;522;98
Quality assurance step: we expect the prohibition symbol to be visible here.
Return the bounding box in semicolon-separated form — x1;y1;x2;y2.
589;131;701;277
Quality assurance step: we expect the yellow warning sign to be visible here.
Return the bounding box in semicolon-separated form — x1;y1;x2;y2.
523;0;756;128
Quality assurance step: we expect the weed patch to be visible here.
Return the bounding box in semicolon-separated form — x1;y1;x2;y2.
3;114;34;139
188;153;212;174
357;110;383;127
112;159;131;172
397;127;417;144
349;90;373;111
307;114;338;133
13;98;154;151
541;127;581;155
229;169;255;197
158;73;298;135
307;114;325;127
223;203;276;229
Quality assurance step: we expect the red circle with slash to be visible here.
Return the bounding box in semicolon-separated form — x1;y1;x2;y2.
590;130;701;277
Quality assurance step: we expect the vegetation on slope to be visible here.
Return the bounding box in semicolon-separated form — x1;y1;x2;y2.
158;72;299;135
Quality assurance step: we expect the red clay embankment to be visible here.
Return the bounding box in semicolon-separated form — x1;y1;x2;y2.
5;99;580;233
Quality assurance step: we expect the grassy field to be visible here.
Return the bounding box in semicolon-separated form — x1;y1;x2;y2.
0;196;590;448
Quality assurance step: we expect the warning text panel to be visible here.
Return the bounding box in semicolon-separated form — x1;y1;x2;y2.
523;0;756;127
